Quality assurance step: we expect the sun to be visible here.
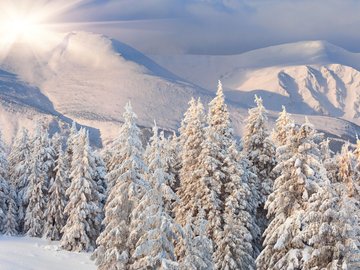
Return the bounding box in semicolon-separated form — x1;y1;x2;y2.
0;14;46;44
0;0;88;60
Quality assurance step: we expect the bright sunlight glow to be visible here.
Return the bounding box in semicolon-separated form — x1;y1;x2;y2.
0;0;87;60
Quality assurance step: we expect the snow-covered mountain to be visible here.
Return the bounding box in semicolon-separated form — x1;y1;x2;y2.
0;32;214;145
151;41;360;122
1;35;360;146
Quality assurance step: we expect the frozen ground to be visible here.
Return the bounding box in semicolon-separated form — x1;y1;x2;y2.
0;236;96;270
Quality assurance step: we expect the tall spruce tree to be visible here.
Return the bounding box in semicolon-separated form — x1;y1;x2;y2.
257;119;324;270
4;182;18;235
174;98;207;228
92;102;148;269
145;123;178;214
128;180;181;269
271;106;293;147
44;145;69;241
24;125;51;237
0;132;9;233
180;211;214;270
60;129;102;251
8;128;31;232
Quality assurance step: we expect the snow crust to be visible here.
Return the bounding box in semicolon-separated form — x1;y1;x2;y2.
0;236;96;270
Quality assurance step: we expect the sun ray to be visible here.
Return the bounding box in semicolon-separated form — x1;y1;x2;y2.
0;0;92;63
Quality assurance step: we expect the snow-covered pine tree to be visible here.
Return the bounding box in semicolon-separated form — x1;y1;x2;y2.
51;132;62;158
92;102;148;269
65;121;78;184
174;98;207;228
60;129;102;252
66;121;78;165
336;142;357;197
271;105;293;147
180;210;214;270
24;156;47;237
300;179;360;269
0;131;9;233
243;95;276;251
128;182;181;269
320;138;338;183
161;131;181;192
257;119;324;270
24;124;57;237
4;182;18;236
93;151;107;208
44;145;69;241
213;141;257;270
8;128;31;232
145;123;178;214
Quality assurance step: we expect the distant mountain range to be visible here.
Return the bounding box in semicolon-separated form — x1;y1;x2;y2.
0;33;359;147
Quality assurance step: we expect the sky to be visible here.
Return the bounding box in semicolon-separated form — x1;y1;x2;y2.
41;0;360;55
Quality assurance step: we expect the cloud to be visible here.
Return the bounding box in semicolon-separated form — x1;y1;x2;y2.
64;0;360;55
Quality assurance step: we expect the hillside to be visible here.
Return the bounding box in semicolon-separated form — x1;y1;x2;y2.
0;36;360;146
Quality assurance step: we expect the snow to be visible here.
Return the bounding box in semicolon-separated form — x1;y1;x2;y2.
0;236;96;270
0;33;360;148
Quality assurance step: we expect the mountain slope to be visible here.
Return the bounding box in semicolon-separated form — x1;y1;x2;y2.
0;36;360;146
151;41;360;124
0;32;214;144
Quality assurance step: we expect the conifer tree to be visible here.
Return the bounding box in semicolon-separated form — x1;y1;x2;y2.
0;132;9;233
145;123;178;214
4;183;18;236
320;138;338;182
24;157;47;237
61;129;102;252
257;119;324;270
66;121;78;165
44;146;69;241
174;98;207;229
128;186;181;269
162;131;181;191
213;141;257;270
180;211;214;270
336;142;357;196
93;151;107;207
271;105;293;147
8;128;31;232
300;181;360;269
243;95;276;250
92;102;148;269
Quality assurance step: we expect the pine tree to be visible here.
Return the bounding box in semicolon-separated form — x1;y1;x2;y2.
4;183;18;236
243;95;276;251
93;151;107;207
145;123;178;214
44;145;69;241
257;119;324;270
128;187;181;269
92;102;148;269
24;124;56;237
271;105;293;147
8;128;31;232
213;141;257;270
24;157;47;237
66;121;78;166
180;211;214;270
336;142;357;197
161;131;181;192
320;138;338;183
300;180;360;269
0;132;9;233
174;97;208;230
60;129;102;252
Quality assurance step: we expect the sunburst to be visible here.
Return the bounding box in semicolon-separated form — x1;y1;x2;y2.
0;0;89;61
